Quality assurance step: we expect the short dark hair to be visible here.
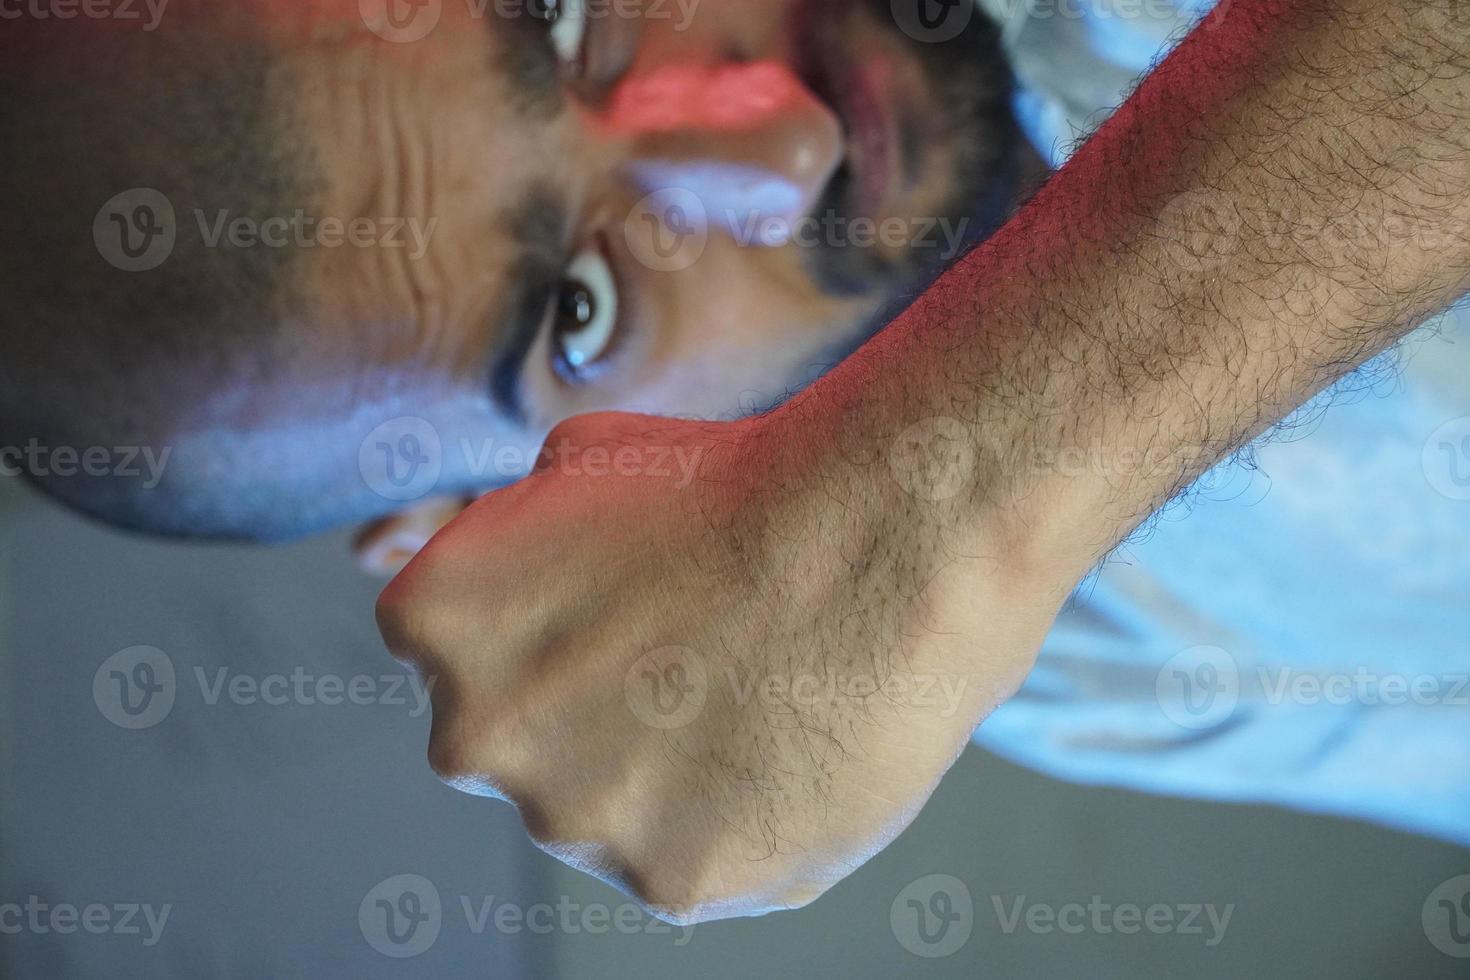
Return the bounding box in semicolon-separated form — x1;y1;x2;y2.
0;15;317;535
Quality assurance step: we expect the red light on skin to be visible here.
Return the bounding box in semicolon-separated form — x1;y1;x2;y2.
607;60;845;241
606;61;814;136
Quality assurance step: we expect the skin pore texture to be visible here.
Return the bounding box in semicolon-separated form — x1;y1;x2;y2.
377;0;1470;923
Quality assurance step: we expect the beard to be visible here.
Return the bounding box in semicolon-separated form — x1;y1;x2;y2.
795;0;1024;298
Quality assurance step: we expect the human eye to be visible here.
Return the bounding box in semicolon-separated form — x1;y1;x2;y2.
549;239;620;382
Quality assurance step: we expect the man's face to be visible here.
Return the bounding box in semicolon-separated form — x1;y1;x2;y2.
2;0;1022;550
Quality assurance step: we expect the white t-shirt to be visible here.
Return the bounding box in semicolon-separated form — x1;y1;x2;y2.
974;0;1470;846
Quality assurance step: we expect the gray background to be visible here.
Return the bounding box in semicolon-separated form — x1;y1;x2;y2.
1;479;1465;978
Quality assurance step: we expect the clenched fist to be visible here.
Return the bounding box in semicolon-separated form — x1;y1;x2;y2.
376;410;1069;923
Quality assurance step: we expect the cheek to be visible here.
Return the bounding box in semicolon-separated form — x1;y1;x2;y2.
632;274;876;418
668;239;874;341
641;232;868;340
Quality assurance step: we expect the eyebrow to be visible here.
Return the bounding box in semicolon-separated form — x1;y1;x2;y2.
487;7;565;119
488;189;571;425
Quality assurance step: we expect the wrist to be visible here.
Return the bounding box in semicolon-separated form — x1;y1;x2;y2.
737;391;1082;632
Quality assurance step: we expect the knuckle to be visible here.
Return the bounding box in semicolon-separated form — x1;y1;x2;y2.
626;853;822;925
519;804;635;881
373;535;489;673
630;876;716;926
776;881;831;913
539;411;656;460
519;800;596;850
518;784;641;851
542;414;610;451
425;733;512;801
425;700;532;796
374;578;428;665
424;697;489;781
425;725;480;784
373;549;454;668
623;854;743;926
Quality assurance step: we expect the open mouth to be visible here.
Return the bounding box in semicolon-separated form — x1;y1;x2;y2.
784;0;1021;298
791;4;911;221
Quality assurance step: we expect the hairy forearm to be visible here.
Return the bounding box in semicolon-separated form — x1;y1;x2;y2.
381;0;1468;916
764;0;1470;585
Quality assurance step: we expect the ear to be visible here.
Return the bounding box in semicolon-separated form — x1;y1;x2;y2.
352;497;473;577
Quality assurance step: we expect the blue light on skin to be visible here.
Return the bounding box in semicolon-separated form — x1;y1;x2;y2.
632;161;807;247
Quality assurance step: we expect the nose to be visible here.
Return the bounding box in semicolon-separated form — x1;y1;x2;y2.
608;61;844;244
